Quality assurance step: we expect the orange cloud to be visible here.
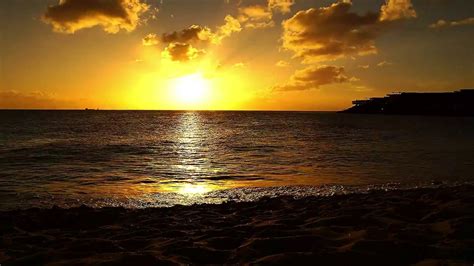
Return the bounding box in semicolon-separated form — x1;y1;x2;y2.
238;5;274;29
275;65;351;91
281;1;380;63
380;0;417;21
214;15;242;43
236;0;294;29
268;0;294;14
42;0;150;34
281;1;418;63
276;60;290;67
276;0;418;92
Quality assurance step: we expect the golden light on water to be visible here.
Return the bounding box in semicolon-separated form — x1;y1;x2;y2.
176;183;212;195
154;181;225;197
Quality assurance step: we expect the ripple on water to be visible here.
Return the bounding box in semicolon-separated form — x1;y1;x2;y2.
1;111;474;210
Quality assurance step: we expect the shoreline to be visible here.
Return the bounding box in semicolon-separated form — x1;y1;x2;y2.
2;185;474;264
3;181;472;211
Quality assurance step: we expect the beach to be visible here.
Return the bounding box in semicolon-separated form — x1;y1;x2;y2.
2;185;473;265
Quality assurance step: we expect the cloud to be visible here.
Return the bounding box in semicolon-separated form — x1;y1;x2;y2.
429;17;474;29
380;0;417;21
237;0;296;30
281;1;417;63
212;15;242;43
142;33;159;46
233;62;246;68
358;65;370;69
275;65;351;91
0;91;79;109
239;5;272;21
158;16;241;46
276;1;418;91
449;17;474;27
430;20;447;28
161;42;205;62
238;5;274;29
155;15;241;62
42;0;150;34
377;60;393;67
268;0;294;14
157;24;214;62
276;60;290;67
161;25;213;44
281;1;381;63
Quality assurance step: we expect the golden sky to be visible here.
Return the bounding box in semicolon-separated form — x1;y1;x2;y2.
0;0;473;110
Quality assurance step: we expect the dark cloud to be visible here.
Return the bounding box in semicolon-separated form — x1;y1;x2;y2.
158;16;241;47
275;65;351;91
161;25;213;43
161;42;205;62
276;0;416;91
152;15;241;62
142;33;159;46
0;91;79;109
429;17;474;28
281;0;417;63
281;1;380;63
42;0;149;34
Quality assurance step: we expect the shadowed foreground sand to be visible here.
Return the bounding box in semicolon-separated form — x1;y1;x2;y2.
1;185;474;265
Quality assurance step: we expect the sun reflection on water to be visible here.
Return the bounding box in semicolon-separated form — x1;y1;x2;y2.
38;111;284;208
178;183;210;195
160;182;218;196
166;112;221;196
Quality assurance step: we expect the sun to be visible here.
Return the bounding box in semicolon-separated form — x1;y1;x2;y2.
172;73;211;105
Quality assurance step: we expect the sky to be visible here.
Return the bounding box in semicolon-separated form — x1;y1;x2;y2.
0;0;473;110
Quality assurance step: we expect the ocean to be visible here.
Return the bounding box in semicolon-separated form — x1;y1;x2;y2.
1;110;473;209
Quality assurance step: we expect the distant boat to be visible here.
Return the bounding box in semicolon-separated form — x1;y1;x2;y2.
341;89;474;116
84;108;99;111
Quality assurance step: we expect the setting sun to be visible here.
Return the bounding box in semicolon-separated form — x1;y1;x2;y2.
172;73;211;106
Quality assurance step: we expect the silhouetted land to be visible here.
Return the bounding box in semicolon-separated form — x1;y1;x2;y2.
342;89;474;116
1;185;473;265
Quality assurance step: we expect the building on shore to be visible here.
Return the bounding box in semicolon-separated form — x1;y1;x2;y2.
342;89;474;116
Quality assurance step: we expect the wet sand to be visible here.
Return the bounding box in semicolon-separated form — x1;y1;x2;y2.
1;185;474;265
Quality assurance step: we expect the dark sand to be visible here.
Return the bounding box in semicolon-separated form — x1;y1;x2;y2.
1;185;474;265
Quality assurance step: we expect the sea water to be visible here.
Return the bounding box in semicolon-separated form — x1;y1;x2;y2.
1;110;473;209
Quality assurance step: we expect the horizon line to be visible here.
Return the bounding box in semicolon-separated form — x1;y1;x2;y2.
0;109;340;112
